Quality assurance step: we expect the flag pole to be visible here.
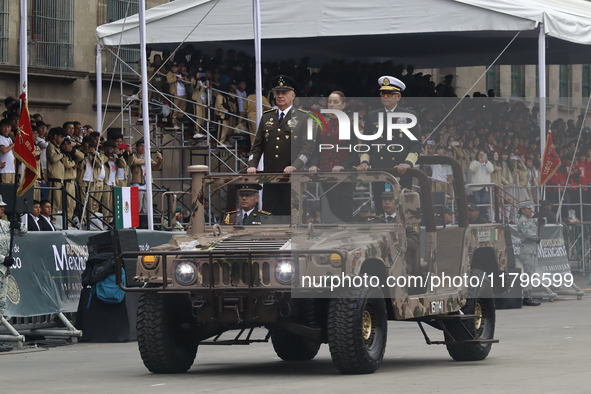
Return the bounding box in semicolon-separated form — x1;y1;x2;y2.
138;0;153;230
19;0;27;97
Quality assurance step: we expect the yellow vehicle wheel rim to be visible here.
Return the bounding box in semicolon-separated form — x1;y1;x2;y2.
474;302;482;330
362;310;372;340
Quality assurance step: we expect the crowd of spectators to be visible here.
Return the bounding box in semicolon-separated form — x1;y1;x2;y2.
0;96;163;230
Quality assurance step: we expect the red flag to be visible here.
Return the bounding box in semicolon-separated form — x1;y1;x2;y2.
14;92;39;196
539;131;561;186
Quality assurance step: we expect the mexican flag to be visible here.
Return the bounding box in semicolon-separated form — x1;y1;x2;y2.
114;186;139;229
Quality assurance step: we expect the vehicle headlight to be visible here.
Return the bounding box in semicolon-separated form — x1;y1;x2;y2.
175;262;197;285
275;261;295;285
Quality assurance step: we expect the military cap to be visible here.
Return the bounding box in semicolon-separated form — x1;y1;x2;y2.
517;201;534;210
229;79;237;86
444;74;454;80
378;75;405;92
381;184;395;199
0;195;6;207
468;203;479;211
435;144;445;151
359;203;375;213
175;206;183;213
272;75;298;92
171;62;179;67
238;184;262;195
539;199;552;207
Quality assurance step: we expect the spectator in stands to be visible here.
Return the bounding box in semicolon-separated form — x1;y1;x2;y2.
72;121;83;144
61;136;84;224
469;150;494;216
488;151;510;188
63;121;75;138
21;200;41;231
2;96;15;119
0;118;15;184
78;136;106;216
127;139;163;214
215;79;238;147
38;200;56;231
110;132;130;187
46;127;66;217
166;61;191;130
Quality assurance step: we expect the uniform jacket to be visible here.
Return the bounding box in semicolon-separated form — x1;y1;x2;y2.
224;209;271;225
63;150;84;181
166;71;189;97
517;215;540;254
534;208;557;224
127;154;163;184
248;107;316;171
215;90;238;121
76;151;106;183
46;142;65;180
360;106;421;168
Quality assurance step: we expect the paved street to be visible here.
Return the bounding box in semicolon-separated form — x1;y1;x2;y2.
2;276;591;394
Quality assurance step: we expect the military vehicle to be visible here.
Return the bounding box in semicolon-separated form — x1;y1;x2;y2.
117;156;513;374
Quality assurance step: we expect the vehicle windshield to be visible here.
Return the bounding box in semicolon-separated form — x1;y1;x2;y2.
204;172;401;227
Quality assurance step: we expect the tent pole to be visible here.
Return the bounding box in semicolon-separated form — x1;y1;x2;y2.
253;0;262;127
539;23;546;156
19;0;27;96
96;44;103;134
139;0;154;230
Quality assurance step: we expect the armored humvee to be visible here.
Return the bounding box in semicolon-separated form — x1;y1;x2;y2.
117;156;513;374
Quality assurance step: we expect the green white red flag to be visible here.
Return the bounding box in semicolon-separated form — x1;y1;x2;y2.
114;186;139;229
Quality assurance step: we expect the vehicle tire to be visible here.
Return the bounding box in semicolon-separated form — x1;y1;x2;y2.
444;269;496;362
137;292;198;373
327;287;388;374
271;328;321;361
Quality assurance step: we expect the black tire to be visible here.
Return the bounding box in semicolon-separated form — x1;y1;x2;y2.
444;269;496;361
137;292;198;373
271;328;321;361
327;287;388;374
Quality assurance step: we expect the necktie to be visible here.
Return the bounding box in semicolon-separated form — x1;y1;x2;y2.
243;213;248;223
279;112;284;123
387;216;394;223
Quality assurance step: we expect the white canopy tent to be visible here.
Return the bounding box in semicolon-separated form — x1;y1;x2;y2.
95;0;591;228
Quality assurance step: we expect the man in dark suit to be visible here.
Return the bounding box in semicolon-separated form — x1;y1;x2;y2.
38;200;56;231
358;76;421;213
224;184;271;225
21;200;41;231
246;75;316;215
534;199;557;224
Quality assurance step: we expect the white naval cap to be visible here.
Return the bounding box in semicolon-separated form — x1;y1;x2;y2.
378;76;406;92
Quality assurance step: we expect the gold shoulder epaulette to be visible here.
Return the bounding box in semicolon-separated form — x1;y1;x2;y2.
263;108;276;114
297;108;310;114
226;210;238;214
259;210;272;215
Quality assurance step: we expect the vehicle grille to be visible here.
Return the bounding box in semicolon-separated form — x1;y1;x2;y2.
213;237;290;251
199;260;271;287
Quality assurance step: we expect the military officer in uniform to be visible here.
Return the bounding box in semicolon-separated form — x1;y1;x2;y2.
516;201;542;306
358;76;421;213
246;75;316;215
362;184;421;280
224;184;271;225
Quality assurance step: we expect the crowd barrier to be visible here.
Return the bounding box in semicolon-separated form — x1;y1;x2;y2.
0;230;174;347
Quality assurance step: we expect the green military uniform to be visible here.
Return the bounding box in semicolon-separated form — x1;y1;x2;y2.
247;75;316;215
516;202;541;294
224;184;272;225
224;208;272;225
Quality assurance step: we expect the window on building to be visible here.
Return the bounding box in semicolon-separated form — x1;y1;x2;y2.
511;65;524;97
0;0;8;64
106;0;139;74
486;66;499;96
30;0;75;69
583;65;590;98
559;65;570;105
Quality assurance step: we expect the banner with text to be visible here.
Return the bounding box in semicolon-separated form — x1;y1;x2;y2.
4;230;173;317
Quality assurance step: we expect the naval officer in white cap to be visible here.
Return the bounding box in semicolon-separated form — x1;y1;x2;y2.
357;76;422;213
